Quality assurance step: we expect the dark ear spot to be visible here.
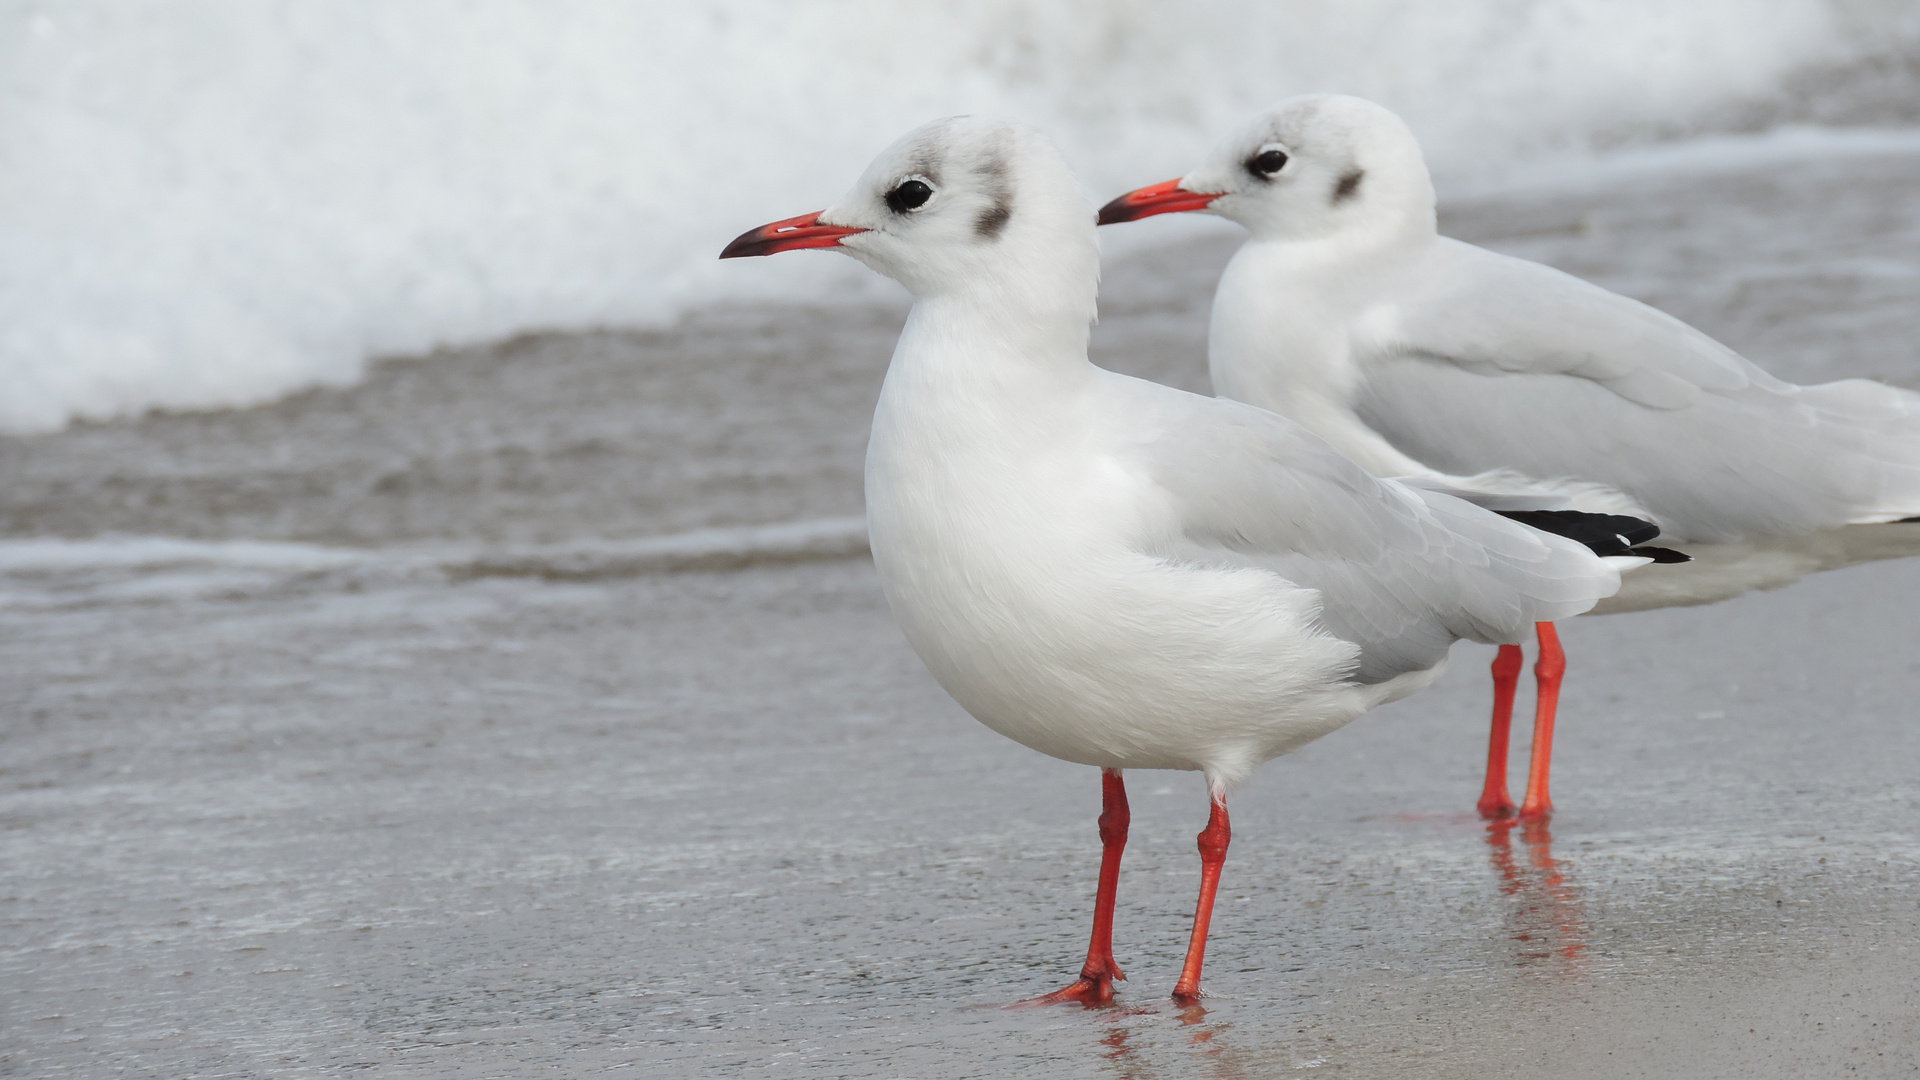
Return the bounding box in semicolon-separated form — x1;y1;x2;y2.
1332;169;1365;204
974;153;1014;240
974;200;1012;239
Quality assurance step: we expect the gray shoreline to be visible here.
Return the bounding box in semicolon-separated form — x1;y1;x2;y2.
5;138;1918;548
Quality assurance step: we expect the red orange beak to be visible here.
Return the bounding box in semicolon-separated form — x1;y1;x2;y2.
719;211;866;259
1096;179;1222;225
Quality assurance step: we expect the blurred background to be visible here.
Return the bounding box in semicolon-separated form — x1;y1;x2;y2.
4;0;1918;435
3;0;1919;552
5;4;1920;1076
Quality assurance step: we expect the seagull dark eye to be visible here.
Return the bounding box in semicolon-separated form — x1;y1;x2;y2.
886;179;934;213
1248;149;1289;178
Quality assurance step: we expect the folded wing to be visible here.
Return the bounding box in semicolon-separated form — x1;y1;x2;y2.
1131;395;1632;683
1350;239;1920;540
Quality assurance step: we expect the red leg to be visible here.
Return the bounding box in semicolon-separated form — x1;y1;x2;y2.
1022;768;1129;1006
1478;644;1524;819
1518;622;1564;823
1171;793;1231;1004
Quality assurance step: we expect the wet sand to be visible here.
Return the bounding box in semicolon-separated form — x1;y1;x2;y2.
4;554;1917;1078
4;138;1920;1077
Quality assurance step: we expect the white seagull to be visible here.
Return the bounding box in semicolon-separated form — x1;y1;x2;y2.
1099;94;1920;823
722;116;1651;1004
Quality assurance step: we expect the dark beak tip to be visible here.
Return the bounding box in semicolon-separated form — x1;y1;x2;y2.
719;228;769;260
1096;180;1215;226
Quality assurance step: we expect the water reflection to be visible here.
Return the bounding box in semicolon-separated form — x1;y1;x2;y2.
1075;821;1593;1076
1485;819;1588;971
1095;1013;1156;1080
1093;1003;1295;1080
1098;1023;1147;1078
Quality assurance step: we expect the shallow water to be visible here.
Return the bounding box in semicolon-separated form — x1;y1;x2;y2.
5;131;1919;547
4;140;1920;1077
3;557;1917;1078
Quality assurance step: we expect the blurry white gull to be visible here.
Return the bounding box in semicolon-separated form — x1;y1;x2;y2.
1100;93;1920;822
723;116;1649;1004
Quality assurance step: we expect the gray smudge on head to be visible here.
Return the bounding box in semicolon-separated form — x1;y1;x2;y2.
1333;168;1365;204
906;155;943;188
974;152;1014;240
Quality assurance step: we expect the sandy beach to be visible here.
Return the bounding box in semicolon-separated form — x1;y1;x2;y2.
4;136;1920;1077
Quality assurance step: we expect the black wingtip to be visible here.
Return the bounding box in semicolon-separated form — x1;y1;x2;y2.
1496;509;1665;557
1627;545;1691;564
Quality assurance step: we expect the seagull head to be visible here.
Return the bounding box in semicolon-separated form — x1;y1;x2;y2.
722;117;1099;318
1099;94;1436;244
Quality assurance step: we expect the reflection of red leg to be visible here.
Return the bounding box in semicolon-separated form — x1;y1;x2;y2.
1478;644;1524;818
1024;769;1130;1006
1171;795;1231;1004
1518;623;1563;823
1484;819;1522;894
1520;821;1588;961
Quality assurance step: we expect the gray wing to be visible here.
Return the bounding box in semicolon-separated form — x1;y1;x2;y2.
1353;239;1920;541
1129;393;1628;683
